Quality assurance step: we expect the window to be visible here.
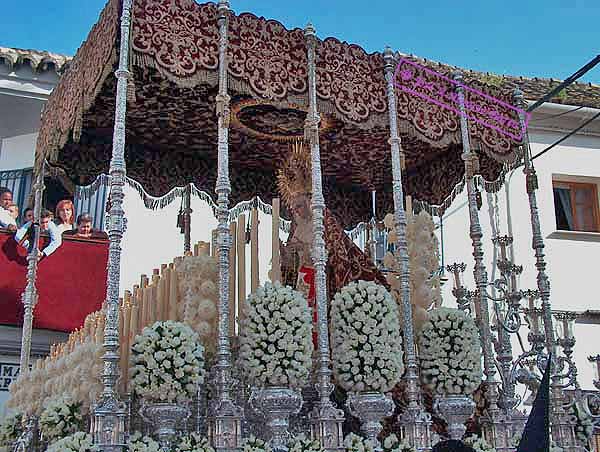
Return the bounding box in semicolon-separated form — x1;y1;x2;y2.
553;180;600;233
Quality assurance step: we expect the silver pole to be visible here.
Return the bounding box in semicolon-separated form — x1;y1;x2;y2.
382;47;430;450
209;2;243;449
19;165;45;371
305;24;345;451
214;0;233;400
94;0;132;449
513;88;573;448
453;72;500;415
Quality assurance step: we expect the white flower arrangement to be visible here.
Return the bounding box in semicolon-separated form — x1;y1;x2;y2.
343;433;375;452
130;320;205;403
0;412;22;448
46;431;98;452
330;280;404;392
382;434;416;452
418;307;482;395
288;434;324;452
176;432;215;452
464;435;496;452
39;396;84;442
239;282;313;388
129;431;161;452
242;435;273;452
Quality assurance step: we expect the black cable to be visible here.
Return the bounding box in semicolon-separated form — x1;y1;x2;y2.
531;110;600;161
527;54;600;113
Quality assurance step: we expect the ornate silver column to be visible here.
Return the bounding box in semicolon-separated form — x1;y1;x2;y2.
304;24;345;452
92;0;132;449
382;48;431;450
208;1;243;449
513;89;574;449
18;166;45;371
453;72;500;416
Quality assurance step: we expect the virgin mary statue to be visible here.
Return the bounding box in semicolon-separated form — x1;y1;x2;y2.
277;141;387;328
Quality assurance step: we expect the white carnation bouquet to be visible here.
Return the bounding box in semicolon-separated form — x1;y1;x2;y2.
330;280;404;392
288;434;324;452
39;396;84;442
176;432;215;452
239;282;313;388
418;307;482;395
243;435;273;452
382;434;416;452
129;431;161;452
464;435;496;452
130;320;205;403
344;433;375;452
46;431;98;452
0;412;22;449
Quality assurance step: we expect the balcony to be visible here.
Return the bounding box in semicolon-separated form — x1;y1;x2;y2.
0;230;108;332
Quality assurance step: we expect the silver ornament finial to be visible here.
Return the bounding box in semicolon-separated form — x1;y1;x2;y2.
305;22;316;38
383;46;394;65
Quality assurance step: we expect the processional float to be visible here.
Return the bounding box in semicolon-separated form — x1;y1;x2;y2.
6;0;595;450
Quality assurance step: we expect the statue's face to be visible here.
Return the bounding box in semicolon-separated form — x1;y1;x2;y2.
289;193;311;220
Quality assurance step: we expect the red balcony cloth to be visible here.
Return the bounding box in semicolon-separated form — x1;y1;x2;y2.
0;230;108;332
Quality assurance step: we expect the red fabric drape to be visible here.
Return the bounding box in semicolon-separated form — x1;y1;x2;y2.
0;231;108;332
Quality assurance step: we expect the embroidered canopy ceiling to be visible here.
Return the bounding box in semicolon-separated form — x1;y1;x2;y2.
35;0;522;228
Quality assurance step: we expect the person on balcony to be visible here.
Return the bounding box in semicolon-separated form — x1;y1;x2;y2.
64;213;107;240
54;199;75;234
0;187;17;231
21;207;34;226
14;209;63;259
74;213;93;238
7;203;19;222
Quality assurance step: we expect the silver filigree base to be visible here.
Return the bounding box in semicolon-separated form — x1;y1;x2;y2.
141;402;191;451
250;387;303;450
434;395;475;441
347;392;394;447
309;398;345;451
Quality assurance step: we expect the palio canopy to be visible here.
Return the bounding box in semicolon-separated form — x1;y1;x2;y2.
36;0;526;227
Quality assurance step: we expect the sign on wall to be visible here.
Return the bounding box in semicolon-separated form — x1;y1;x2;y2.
0;363;20;391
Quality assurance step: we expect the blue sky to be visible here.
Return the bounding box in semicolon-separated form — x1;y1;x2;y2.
1;0;599;82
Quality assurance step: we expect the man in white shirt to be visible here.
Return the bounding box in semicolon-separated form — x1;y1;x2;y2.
14;209;62;259
0;187;17;231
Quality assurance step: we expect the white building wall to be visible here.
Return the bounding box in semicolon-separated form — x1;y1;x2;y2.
438;113;600;391
0;133;37;170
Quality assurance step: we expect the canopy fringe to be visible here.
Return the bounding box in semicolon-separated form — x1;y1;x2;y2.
77;174;292;233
